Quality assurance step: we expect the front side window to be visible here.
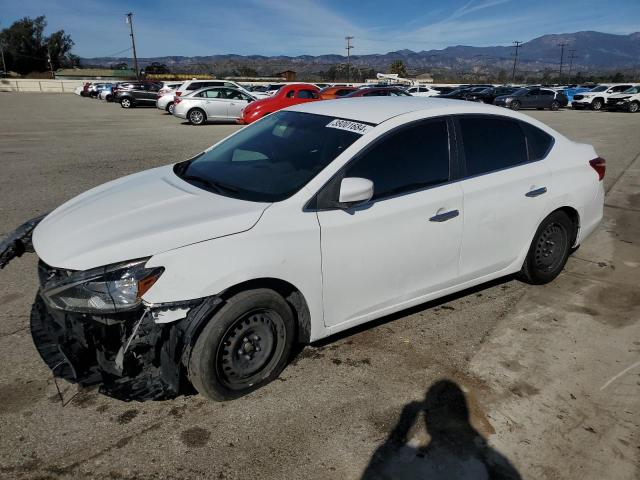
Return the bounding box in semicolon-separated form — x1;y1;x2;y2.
297;89;318;99
459;116;528;176
344;119;450;201
176;112;364;202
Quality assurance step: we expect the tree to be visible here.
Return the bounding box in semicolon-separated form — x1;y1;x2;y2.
389;60;407;77
145;62;170;74
0;16;76;74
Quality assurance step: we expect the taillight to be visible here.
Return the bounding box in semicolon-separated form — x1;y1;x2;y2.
589;157;606;181
174;97;181;104
589;157;607;180
175;91;182;96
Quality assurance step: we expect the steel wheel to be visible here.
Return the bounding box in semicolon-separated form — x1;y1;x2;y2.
189;109;205;125
216;309;287;390
533;222;568;273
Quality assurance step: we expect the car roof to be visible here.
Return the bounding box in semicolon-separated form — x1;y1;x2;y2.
286;97;529;125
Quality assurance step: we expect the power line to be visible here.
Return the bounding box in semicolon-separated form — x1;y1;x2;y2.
558;41;568;84
125;13;139;80
511;41;523;83
345;36;354;83
567;49;576;82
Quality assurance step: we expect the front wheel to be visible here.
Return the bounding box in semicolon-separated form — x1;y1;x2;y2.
550;100;560;111
592;98;603;110
188;289;295;401
629;101;639;113
509;100;521;111
188;108;206;125
519;210;574;285
120;97;132;108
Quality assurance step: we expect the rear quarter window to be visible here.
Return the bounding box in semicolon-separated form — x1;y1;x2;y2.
520;122;554;160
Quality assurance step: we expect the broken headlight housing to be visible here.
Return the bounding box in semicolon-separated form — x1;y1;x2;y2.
41;259;164;314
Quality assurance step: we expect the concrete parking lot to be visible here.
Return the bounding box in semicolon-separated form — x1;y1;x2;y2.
0;93;638;480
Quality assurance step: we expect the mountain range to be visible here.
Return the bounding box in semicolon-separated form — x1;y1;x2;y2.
81;31;640;77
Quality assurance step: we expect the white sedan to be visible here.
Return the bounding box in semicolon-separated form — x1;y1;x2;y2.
406;85;440;97
2;98;605;402
173;87;256;125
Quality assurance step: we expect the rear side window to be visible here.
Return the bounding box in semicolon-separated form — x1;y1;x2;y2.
459;116;528;176
521;122;554;160
344;119;450;200
297;89;318;99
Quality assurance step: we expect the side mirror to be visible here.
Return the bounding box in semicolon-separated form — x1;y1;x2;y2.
339;177;374;206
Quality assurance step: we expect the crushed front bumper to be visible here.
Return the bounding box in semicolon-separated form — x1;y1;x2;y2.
31;262;221;401
0;214;46;269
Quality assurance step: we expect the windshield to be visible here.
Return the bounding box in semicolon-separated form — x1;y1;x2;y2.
175;111;366;202
622;86;640;94
590;86;607;92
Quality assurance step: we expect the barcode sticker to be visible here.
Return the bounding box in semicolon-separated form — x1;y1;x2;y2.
326;119;373;134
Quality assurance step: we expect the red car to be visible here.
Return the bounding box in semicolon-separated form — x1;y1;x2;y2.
240;83;321;124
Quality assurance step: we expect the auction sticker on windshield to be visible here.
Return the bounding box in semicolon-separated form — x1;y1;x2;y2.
326;119;373;135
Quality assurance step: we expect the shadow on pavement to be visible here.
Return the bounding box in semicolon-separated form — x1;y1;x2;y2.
362;379;521;480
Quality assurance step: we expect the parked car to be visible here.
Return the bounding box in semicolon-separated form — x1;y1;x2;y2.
79;82;92;97
572;84;634;110
605;85;640;112
87;83;110;98
92;83;114;99
173;87;256;125
1;97;604;402
436;88;473;99
432;86;456;95
494;88;565;110
157;82;183;96
465;86;519;104
342;87;411;98
319;86;358;99
406;86;440;97
115;82;162;108
240;83;321;124
175;80;263;99
155;83;184;114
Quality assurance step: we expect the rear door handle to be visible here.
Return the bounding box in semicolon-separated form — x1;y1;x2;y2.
429;209;459;222
525;187;547;197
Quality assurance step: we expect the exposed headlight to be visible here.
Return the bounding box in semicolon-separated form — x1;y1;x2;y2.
41;259;163;313
504;97;513;103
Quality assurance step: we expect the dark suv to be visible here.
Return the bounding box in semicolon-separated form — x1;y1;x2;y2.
114;82;162;108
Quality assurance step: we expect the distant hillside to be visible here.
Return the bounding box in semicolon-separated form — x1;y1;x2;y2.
81;31;640;77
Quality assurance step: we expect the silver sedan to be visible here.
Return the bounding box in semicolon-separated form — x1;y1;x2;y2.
173;87;256;125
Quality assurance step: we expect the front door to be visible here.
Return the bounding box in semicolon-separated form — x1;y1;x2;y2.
317;118;463;328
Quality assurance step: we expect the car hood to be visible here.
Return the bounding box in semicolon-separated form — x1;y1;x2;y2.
32;165;270;270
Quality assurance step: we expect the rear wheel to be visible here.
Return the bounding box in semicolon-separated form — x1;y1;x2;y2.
591;98;603;110
188;108;206;125
509;100;521;111
120;97;132;108
629;101;639;113
519;210;574;285
188;289;295;401
166;102;175;114
550;100;560;111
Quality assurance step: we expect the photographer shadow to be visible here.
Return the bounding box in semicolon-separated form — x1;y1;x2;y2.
362;379;521;480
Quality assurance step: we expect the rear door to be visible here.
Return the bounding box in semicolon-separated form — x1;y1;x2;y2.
539;89;555;107
224;89;252;119
522;89;540;108
317;117;464;328
199;88;228;119
455;115;552;281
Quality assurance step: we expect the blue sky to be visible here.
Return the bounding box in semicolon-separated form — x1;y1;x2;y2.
1;0;639;57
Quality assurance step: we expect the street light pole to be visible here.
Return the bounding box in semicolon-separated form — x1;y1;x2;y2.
126;13;140;80
345;36;354;83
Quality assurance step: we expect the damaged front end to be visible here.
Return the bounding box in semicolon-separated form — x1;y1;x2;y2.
31;261;222;401
0;214;46;269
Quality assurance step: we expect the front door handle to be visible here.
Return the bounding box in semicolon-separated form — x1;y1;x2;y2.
525;187;547;197
429;209;459;222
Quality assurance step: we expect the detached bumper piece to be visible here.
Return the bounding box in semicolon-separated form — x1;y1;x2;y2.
31;263;221;401
0;214;46;269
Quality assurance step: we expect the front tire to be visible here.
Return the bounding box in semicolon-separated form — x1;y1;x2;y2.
519;210;574;285
629;101;639;113
120;97;133;108
591;98;603;110
509;100;521;111
550;100;560;111
188;108;206;125
188;289;295;401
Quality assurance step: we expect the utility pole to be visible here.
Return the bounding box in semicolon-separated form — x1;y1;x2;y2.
567;49;576;83
511;41;523;84
345;36;354;83
558;41;568;84
0;43;6;76
125;13;140;80
47;48;55;78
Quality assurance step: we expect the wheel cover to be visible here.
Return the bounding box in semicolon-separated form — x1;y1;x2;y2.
190;110;204;123
216;309;286;390
122;99;130;107
534;222;568;272
630;103;639;113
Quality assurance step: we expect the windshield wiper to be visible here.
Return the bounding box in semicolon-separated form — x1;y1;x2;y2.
180;175;239;195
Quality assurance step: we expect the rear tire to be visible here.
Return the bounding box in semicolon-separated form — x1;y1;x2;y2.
188;108;206;125
591;98;603;111
188;289;295;401
518;210;574;285
120;97;133;108
509;100;521;111
166;102;175;114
